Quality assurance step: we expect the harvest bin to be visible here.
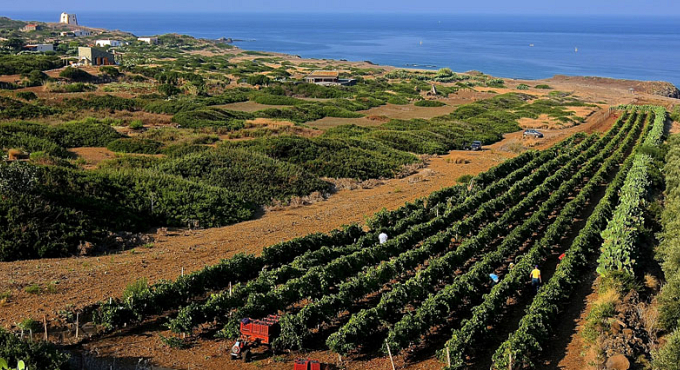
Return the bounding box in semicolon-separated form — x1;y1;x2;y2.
294;358;322;370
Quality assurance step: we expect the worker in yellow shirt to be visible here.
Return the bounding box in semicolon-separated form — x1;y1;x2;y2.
530;265;542;293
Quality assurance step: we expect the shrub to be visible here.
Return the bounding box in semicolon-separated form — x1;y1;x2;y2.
99;66;120;78
62;94;139;111
106;138;163;154
516;84;530;90
161;143;210;158
15;91;37;101
172;107;251;129
654;328;680;370
414;100;446;107
129;120;144;130
159;148;330;205
123;278;149;301
246;74;270;86
158;83;182;97
387;96;409;105
0;328;69;369
0;96;57;119
0;54;62;75
59;67;92;82
457;174;473;184
63;83;95;93
535;84;552;89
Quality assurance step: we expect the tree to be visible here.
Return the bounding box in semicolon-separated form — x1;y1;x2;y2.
2;38;23;52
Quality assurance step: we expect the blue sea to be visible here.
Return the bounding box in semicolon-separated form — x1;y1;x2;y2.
5;12;680;87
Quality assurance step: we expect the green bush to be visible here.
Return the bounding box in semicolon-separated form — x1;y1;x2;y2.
654;328;680;370
535;84;552;89
516;84;530;90
99;66;120;78
158;83;182;97
0;54;62;75
15;91;37;101
129;120;144;130
457;174;473;184
227;135;416;180
59;67;92;82
106;138;163;154
0;96;57;119
0;328;68;370
63;83;95;93
387;96;409;105
172;107;251;129
414;100;446;107
246;75;270;86
123;278;149;300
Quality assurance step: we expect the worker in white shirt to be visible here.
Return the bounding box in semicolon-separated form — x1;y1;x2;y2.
378;232;388;244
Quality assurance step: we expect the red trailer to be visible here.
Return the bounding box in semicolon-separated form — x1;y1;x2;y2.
231;315;280;362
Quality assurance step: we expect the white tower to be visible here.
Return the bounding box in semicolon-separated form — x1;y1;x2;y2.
60;13;78;25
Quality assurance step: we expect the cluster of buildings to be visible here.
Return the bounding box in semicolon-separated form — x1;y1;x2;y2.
16;12;161;65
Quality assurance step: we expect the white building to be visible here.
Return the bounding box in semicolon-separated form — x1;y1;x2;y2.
60;13;78;25
95;39;123;47
137;37;158;44
62;29;92;37
24;44;54;52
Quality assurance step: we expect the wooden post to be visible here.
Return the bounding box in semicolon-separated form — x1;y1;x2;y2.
229;282;232;297
181;267;184;277
337;354;342;365
385;340;396;370
508;350;513;370
446;345;451;367
43;315;48;341
75;312;79;339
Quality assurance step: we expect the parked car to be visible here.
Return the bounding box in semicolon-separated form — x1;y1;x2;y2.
464;141;483;151
523;129;544;138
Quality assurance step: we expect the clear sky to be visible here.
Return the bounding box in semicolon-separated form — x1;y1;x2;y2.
3;0;680;16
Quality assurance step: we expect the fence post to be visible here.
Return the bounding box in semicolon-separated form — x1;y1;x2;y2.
446;345;451;367
44;315;48;341
75;312;80;339
385;340;396;370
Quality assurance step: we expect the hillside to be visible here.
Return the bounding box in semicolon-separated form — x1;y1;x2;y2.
1;16;680;370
